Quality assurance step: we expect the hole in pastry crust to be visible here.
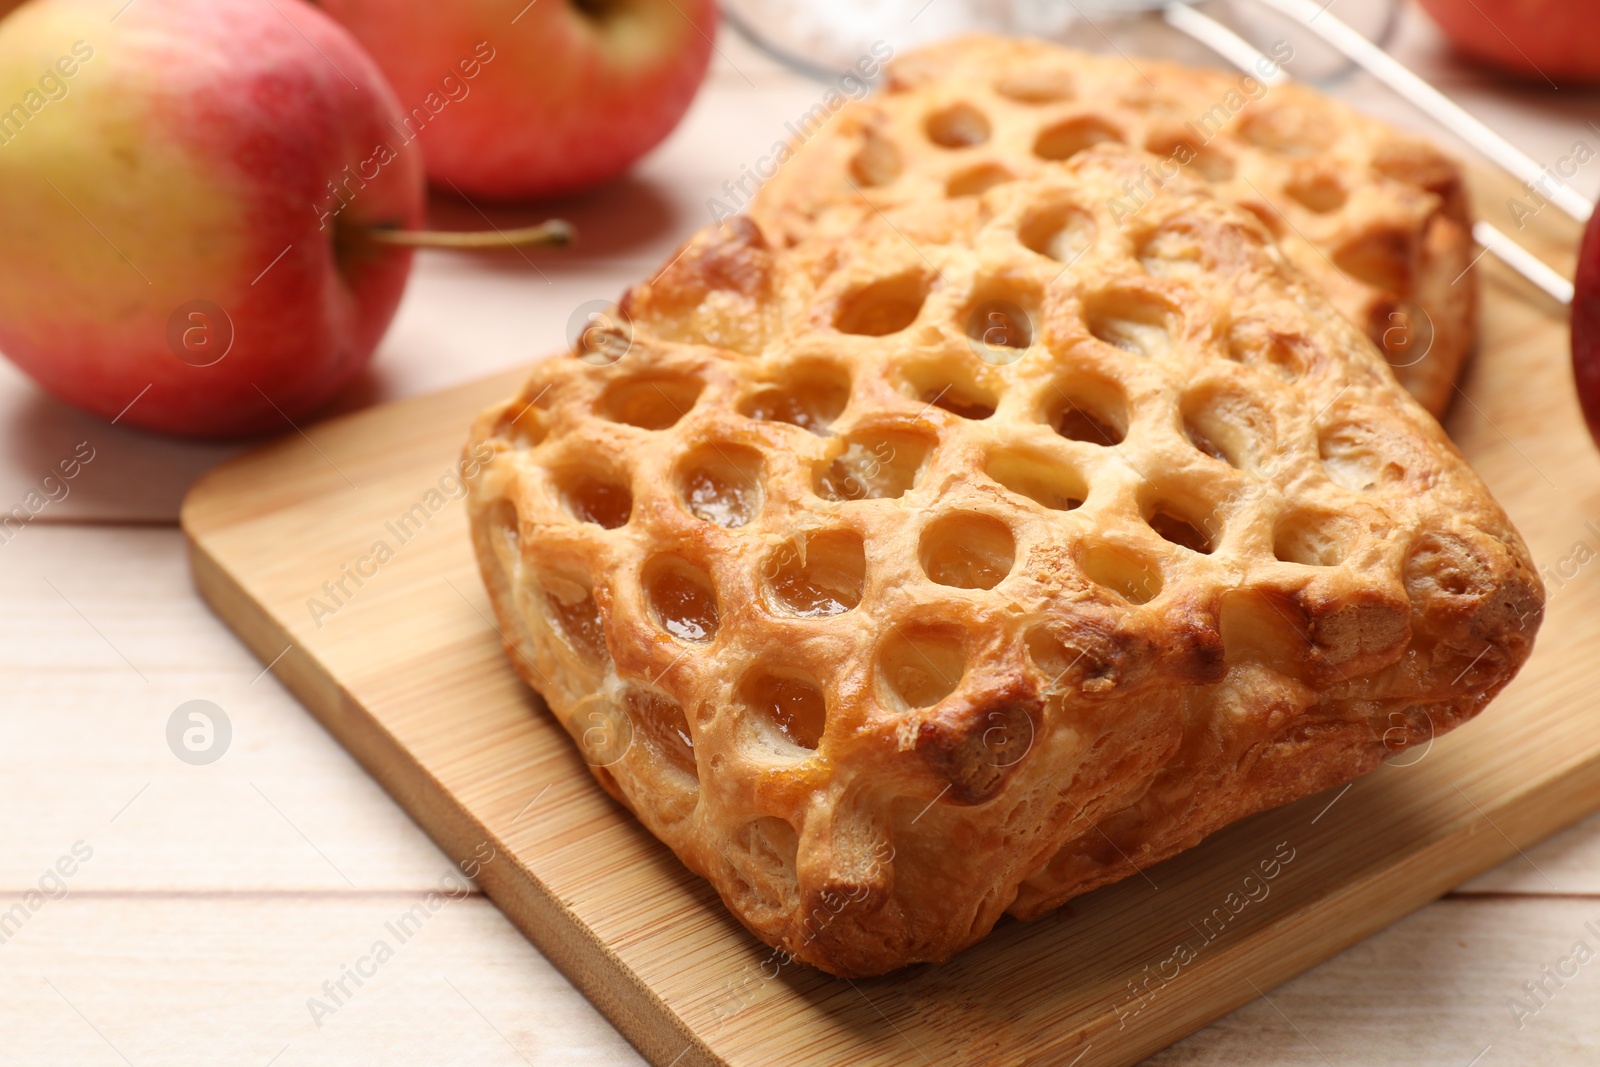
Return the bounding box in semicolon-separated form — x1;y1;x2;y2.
1333;229;1414;294
963;287;1039;358
1237;199;1286;238
878;627;966;710
850;127;902;187
1320;421;1406;492
1019;202;1096;265
1284;173;1348;214
901;361;999;420
1226;318;1314;382
925;103;991;148
1079;543;1162;604
624;686;696;778
1047;377;1127;446
946;163;1015;198
1085;289;1176;358
740;361;851;433
920;513;1015;589
986;447;1086;511
1181;387;1271;469
816;428;934;500
1033;116;1122;161
543;575;608;663
643;556;719;643
739;669;827;749
835;272;930;336
1237;105;1334;156
599;375;703;430
995;68;1074;104
1056;403;1123;445
928;387;996;420
1274;509;1349;567
675;443;763;528
1146;502;1216;555
767;529;866;617
1144;131;1235;181
554;467;632;529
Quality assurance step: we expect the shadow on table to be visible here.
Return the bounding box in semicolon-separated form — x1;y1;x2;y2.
422;174;683;269
0;382;238;526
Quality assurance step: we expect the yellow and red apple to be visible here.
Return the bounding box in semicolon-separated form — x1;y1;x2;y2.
0;0;424;437
316;0;717;200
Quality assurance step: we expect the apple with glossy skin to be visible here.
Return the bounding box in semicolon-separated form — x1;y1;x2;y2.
316;0;716;201
1417;0;1600;85
0;0;424;438
1571;207;1600;446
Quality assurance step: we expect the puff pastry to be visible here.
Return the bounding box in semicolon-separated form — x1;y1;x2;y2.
750;35;1478;416
466;140;1538;977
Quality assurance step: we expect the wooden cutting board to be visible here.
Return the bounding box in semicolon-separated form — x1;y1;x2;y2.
182;177;1598;1067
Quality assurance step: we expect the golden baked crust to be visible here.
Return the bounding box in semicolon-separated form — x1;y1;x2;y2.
749;35;1477;417
465;145;1539;977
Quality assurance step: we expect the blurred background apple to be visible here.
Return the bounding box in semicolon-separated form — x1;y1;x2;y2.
317;0;717;200
1571;200;1600;446
0;0;424;438
1416;0;1600;85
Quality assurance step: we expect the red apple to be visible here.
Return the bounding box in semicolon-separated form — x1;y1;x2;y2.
0;0;424;437
1571;206;1600;445
1417;0;1600;85
316;0;716;201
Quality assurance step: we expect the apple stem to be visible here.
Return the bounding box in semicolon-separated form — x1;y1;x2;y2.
358;220;575;249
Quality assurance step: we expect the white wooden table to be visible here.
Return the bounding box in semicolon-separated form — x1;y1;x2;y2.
4;8;1598;1064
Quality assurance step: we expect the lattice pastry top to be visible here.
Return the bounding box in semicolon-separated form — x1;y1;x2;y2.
465;145;1539;977
749;34;1477;417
